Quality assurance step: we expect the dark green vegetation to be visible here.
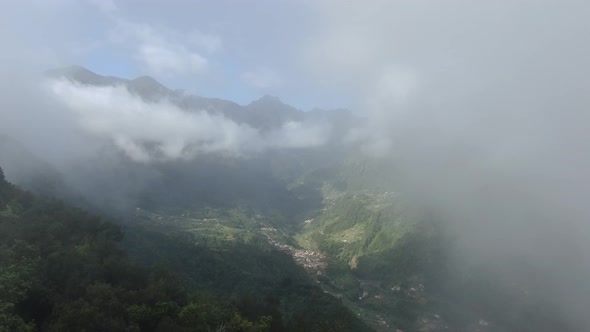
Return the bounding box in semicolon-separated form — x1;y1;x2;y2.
0;167;270;331
0;166;368;331
123;208;368;332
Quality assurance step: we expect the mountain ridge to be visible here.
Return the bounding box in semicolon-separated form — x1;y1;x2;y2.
46;65;354;132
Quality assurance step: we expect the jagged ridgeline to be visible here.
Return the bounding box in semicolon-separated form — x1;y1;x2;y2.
45;65;357;134
0;165;370;332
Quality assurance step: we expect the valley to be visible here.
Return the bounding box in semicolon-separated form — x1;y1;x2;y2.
0;65;583;331
126;185;456;332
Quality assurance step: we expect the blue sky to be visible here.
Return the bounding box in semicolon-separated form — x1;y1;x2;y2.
3;0;588;117
1;0;351;110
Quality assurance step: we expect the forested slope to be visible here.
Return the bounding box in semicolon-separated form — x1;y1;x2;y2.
0;166;368;331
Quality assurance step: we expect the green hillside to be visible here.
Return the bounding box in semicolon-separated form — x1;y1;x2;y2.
290;157;578;331
0;166;369;332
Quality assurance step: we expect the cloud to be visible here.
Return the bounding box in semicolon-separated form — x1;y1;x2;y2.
84;0;220;78
110;20;217;77
187;30;222;54
47;79;328;162
241;67;282;91
303;0;590;327
138;44;208;76
267;121;327;149
87;0;117;15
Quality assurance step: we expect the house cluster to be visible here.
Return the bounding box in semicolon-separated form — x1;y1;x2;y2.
292;249;327;271
375;314;389;328
391;283;425;298
418;316;449;331
262;228;327;273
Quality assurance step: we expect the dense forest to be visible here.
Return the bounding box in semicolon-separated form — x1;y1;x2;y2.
0;165;368;332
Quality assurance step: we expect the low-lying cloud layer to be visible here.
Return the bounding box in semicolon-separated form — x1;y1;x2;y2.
304;1;590;327
305;0;590;250
48;79;329;162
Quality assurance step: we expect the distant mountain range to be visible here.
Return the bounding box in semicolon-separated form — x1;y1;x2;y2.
46;65;358;133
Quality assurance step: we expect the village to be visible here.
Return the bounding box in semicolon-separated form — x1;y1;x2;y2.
261;227;328;273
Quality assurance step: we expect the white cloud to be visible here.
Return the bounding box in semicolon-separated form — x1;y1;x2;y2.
96;6;219;78
267;121;327;149
112;21;215;76
241;67;282;91
139;44;208;76
304;3;590;325
47;79;328;162
188;30;222;53
87;0;117;15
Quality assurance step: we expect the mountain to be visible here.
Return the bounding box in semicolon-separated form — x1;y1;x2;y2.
4;65;576;331
0;164;370;331
45;65;125;86
245;95;304;130
0;165;273;331
287;155;581;332
1;65;374;330
128;75;173;101
46;65;354;132
0;136;66;198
